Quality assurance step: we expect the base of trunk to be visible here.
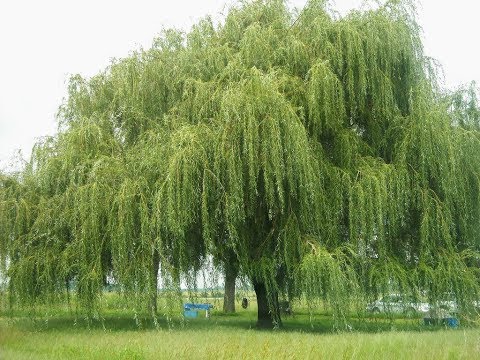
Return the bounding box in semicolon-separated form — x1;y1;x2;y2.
253;280;282;329
223;261;238;313
150;250;160;314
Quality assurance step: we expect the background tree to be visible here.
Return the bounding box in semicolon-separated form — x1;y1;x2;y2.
1;0;480;328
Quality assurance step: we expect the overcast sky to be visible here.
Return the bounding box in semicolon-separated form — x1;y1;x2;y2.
0;0;479;171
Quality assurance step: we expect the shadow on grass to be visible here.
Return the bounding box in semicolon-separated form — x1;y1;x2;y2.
0;308;467;336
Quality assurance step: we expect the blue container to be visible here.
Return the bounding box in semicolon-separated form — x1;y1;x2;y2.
444;317;459;328
184;310;198;318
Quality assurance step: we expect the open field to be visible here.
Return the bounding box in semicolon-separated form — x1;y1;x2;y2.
1;316;479;359
1;295;480;359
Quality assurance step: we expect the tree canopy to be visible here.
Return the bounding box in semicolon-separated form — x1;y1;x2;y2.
1;0;480;328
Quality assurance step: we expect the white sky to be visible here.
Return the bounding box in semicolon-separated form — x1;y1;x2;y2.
0;0;479;171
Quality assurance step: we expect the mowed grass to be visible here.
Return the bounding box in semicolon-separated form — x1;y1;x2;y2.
1;295;480;359
1;320;479;360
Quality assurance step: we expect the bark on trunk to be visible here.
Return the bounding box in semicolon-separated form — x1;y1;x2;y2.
150;249;160;314
223;261;239;313
253;280;282;328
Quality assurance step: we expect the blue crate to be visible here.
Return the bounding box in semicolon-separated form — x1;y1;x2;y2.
444;317;459;328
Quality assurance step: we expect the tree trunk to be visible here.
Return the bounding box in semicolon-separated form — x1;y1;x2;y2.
150;249;160;314
253;279;282;328
223;261;239;313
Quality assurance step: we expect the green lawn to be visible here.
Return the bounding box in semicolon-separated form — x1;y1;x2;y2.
1;318;479;359
1;299;479;360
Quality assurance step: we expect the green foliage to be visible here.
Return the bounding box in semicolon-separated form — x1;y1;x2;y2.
1;0;480;327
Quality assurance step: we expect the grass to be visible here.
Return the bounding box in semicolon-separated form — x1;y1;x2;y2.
1;294;479;359
1;318;479;359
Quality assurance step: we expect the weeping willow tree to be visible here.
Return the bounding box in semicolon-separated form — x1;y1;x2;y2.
1;0;480;328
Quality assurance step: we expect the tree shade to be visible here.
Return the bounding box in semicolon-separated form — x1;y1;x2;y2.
1;0;480;328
